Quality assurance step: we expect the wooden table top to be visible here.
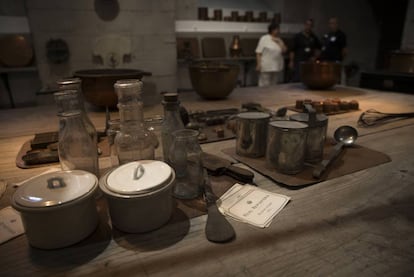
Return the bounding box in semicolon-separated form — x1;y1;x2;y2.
1;83;414;276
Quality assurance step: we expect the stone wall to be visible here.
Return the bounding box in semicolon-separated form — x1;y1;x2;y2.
26;0;177;105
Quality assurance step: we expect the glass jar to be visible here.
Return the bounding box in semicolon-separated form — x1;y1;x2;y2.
169;129;203;199
161;93;185;163
58;111;99;176
114;80;156;164
54;89;97;144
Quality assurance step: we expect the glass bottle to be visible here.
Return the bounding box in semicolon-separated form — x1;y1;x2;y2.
106;118;121;167
144;115;163;159
54;88;97;144
114;80;155;164
161;93;185;163
58;111;99;176
169;129;204;199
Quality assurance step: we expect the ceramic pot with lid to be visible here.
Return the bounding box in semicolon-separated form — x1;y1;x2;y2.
11;170;99;249
100;160;175;233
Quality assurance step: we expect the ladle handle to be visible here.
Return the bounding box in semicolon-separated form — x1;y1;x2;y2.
313;142;345;178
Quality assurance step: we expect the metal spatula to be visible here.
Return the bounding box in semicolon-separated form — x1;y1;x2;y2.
203;173;236;243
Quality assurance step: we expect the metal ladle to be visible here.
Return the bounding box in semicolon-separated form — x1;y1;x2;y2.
313;125;358;178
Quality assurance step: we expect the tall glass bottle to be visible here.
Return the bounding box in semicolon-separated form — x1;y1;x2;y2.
161;93;185;163
58;111;99;176
54;87;97;144
114;80;155;164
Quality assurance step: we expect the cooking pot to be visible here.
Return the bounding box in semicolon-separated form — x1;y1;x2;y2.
189;63;240;99
74;69;151;108
300;61;341;89
11;170;99;249
100;160;174;233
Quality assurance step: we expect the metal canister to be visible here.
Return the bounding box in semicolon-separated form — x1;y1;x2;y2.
290;108;328;163
236;112;271;157
266;121;308;175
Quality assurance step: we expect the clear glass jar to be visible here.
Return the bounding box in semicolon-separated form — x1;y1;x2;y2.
54;89;97;144
161;93;185;163
169;129;203;199
58;111;99;176
114;80;156;164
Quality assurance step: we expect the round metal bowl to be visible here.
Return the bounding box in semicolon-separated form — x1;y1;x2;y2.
74;69;151;108
300;61;341;90
189;63;240;99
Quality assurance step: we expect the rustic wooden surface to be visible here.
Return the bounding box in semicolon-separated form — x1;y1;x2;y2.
0;83;414;276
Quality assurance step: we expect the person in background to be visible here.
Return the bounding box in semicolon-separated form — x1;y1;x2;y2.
255;22;287;87
320;17;347;84
320;17;347;62
289;19;321;81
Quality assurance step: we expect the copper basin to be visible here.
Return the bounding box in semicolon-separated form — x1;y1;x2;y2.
189;63;240;99
300;62;341;90
74;69;151;108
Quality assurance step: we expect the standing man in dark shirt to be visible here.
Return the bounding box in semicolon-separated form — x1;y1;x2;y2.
320;17;347;62
289;19;321;81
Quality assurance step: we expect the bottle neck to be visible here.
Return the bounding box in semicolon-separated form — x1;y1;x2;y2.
55;91;85;114
118;102;145;131
163;101;181;113
59;112;85;131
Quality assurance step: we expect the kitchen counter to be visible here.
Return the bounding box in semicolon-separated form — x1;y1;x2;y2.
1;83;414;276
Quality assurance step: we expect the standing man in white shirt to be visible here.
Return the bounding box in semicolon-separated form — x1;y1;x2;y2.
255;22;287;87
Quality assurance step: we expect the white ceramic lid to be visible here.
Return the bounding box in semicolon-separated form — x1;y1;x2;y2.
105;160;172;195
270;120;308;129
238;112;271;120
14;170;97;208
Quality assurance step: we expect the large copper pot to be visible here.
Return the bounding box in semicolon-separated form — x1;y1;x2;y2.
300;61;341;89
74;69;151;108
189;63;240;99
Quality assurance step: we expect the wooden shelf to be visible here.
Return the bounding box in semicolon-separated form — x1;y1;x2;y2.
175;20;302;34
0;66;37;73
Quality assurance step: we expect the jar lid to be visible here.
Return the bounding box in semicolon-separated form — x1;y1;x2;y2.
56;77;81;86
13;170;98;208
290;113;328;127
114;79;143;90
104;160;172;195
163;93;179;102
270;120;308;129
237;112;271;120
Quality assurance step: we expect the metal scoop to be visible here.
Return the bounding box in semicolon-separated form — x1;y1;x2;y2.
313;125;358;178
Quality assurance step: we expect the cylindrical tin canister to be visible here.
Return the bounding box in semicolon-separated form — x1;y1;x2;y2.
213;9;222;21
290;112;328;163
198;7;208;20
236;112;271;158
266;121;308;175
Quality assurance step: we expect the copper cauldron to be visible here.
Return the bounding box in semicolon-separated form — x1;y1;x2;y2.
74;69;151;108
300;61;341;90
189;63;240;99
